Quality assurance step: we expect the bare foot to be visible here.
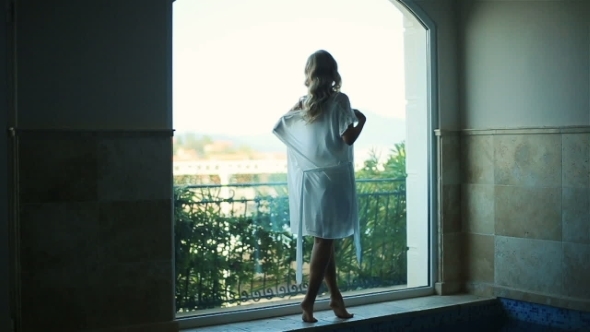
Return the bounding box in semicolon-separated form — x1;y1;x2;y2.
300;301;318;323
330;297;353;319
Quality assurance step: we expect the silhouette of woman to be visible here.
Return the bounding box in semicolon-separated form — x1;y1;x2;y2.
273;50;367;323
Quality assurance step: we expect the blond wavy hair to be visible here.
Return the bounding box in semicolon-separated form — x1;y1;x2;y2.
302;50;342;122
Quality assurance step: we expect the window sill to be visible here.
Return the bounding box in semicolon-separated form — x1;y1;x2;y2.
181;294;493;332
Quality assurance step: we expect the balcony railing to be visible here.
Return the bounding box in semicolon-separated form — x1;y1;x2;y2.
174;178;407;313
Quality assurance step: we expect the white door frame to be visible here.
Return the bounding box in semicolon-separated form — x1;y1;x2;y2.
390;0;438;291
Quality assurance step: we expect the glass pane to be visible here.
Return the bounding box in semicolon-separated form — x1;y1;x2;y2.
173;0;430;317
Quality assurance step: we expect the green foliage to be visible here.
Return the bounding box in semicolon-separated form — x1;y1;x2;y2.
174;143;407;312
174;187;297;311
357;141;407;180
336;142;407;289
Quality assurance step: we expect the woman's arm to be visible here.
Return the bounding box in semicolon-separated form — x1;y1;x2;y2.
341;109;366;146
288;96;306;113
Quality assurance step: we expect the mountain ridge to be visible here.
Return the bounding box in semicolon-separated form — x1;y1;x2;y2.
175;111;406;153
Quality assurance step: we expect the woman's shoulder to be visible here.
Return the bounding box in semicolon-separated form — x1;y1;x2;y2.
332;91;349;102
331;92;351;109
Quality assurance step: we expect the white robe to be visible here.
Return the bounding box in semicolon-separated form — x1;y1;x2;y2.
272;92;362;285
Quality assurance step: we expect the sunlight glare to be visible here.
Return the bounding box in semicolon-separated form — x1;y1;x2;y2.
173;0;405;135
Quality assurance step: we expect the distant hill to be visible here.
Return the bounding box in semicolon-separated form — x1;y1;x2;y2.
175;111;406;153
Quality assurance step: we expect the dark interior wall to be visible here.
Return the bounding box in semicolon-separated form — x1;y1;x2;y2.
12;1;177;331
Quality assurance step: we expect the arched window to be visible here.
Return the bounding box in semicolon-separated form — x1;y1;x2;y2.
172;0;437;328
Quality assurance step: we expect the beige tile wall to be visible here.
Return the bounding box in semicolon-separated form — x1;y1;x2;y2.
436;132;464;295
16;130;178;332
461;128;590;312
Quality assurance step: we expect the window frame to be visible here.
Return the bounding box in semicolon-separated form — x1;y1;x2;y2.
174;0;439;328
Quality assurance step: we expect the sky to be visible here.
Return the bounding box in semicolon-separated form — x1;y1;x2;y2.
173;0;407;136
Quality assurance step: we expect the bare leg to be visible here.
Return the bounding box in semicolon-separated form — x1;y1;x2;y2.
301;237;333;323
324;242;353;319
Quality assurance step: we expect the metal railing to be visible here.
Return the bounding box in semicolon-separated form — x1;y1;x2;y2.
174;178;407;312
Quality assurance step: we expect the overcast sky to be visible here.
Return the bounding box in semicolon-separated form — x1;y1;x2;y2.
173;0;406;135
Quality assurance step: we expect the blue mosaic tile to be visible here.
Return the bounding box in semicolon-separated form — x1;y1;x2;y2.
312;298;586;331
499;298;590;331
499;319;569;331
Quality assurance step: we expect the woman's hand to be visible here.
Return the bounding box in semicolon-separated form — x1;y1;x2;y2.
342;109;367;146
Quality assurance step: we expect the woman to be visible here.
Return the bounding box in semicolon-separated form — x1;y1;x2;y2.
272;50;367;323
